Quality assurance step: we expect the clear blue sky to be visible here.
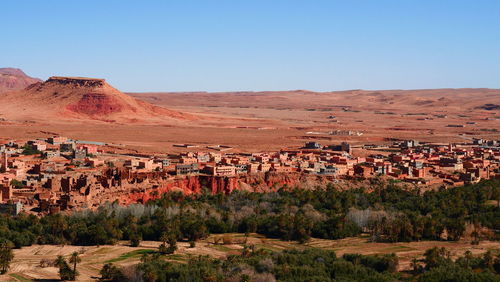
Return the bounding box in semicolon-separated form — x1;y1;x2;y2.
2;0;499;92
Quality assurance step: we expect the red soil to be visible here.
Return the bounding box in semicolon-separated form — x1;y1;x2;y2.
0;76;196;123
66;93;124;116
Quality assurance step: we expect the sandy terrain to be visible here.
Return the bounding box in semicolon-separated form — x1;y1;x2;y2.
1;234;498;281
0;83;499;153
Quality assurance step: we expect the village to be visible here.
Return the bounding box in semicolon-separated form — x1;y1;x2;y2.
0;135;499;216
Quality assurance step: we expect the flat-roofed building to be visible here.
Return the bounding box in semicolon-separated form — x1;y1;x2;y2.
259;163;271;172
247;163;259;173
48;136;68;145
176;163;199;175
205;165;236;177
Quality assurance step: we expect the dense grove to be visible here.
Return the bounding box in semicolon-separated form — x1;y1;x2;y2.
124;247;500;281
0;180;498;247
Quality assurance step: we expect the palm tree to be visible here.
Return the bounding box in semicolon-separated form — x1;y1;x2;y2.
410;257;420;274
54;255;72;280
54;255;66;268
482;251;494;271
463;250;473;269
69;252;81;280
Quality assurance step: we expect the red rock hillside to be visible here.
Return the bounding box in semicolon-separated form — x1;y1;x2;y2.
0;76;196;123
0;68;41;93
120;172;333;205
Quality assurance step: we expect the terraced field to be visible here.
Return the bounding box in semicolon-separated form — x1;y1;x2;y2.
2;234;499;281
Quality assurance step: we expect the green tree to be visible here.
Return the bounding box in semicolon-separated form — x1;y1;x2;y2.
159;232;177;254
54;255;66;269
128;217;142;247
0;241;14;274
130;233;141;247
69;251;81;280
418;264;497;281
423;247;452;270
181;216;208;242
100;263;126;281
481;251;494;271
9;179;24;189
411;257;423;274
54;255;73;281
21;144;41;156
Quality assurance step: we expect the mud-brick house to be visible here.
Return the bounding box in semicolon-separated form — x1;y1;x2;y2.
354;164;374;177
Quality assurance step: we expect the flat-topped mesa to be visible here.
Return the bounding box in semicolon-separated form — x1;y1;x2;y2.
46;76;106;88
0;71;195;122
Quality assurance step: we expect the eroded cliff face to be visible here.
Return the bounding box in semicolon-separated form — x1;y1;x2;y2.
120;172;332;204
66;93;124;116
44;76;106;88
